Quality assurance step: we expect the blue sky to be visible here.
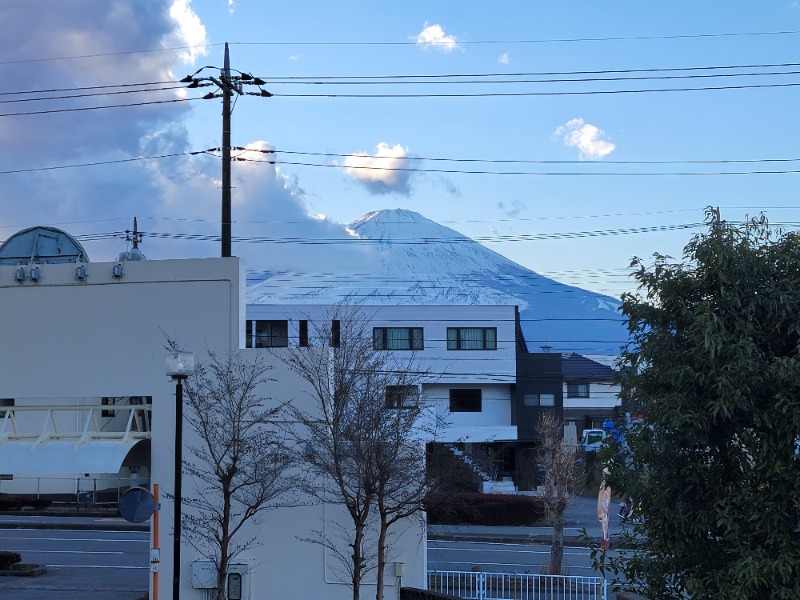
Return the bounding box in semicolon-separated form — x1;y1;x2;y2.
1;1;799;298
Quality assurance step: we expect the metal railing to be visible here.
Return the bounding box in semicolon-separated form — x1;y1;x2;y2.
428;570;607;600
0;404;151;443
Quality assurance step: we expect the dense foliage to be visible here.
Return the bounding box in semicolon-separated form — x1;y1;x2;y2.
606;211;800;599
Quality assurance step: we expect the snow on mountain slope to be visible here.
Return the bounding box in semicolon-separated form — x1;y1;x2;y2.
247;209;627;359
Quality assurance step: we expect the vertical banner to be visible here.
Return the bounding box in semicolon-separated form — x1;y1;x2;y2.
597;476;611;555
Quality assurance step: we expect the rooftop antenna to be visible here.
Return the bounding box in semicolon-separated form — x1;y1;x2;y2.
121;217;146;261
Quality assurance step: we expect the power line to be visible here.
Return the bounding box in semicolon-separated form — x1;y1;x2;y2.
270;80;800;98
0;84;187;105
2;29;798;67
234;154;800;177
0;151;209;176
268;148;800;167
263;69;800;87
0;81;180;97
0;97;197;118
232;29;800;46
261;61;800;80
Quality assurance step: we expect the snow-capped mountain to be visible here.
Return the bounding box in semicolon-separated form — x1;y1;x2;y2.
247;209;627;360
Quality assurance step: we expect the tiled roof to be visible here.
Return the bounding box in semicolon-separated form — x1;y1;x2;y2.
561;353;615;381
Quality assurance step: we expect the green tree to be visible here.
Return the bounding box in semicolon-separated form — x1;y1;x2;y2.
603;211;800;599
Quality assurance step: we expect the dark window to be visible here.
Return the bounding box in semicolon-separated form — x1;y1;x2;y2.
385;385;419;409
449;389;482;412
331;320;341;348
247;320;289;348
523;393;555;407
373;327;424;350
0;398;13;418
299;320;309;347
567;383;590;398
446;327;497;350
101;397;116;418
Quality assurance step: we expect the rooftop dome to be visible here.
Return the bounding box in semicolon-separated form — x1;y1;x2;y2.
0;226;89;265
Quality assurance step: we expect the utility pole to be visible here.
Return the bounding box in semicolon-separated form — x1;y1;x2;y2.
181;44;272;258
221;44;232;258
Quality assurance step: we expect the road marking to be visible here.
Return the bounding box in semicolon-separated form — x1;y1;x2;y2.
0;535;146;543
3;549;126;555
44;564;149;569
428;546;587;556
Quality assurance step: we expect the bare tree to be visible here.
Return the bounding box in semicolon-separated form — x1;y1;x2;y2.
281;304;439;600
536;410;582;575
373;381;443;600
181;350;293;600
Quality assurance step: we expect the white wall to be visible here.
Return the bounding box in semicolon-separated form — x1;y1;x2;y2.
0;258;428;600
563;381;621;411
246;303;518;384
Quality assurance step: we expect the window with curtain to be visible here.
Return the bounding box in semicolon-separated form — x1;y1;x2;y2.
373;327;424;350
567;383;590;398
446;327;497;350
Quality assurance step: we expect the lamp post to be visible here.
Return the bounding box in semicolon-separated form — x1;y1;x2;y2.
165;351;195;600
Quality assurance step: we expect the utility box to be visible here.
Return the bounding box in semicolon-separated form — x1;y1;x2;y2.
191;560;250;599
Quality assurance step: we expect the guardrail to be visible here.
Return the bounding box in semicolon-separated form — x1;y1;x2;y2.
428;570;607;600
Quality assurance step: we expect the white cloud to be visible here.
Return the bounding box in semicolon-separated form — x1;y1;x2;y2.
498;53;510;65
342;143;413;195
288;54;301;61
415;22;460;52
553;118;616;160
168;0;208;64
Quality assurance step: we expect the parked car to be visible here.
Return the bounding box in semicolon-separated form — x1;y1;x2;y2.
581;429;607;453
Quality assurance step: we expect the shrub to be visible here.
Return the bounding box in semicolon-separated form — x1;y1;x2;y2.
0;494;52;511
0;551;21;570
426;492;546;526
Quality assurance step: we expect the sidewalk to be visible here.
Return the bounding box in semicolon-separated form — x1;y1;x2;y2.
0;506;147;531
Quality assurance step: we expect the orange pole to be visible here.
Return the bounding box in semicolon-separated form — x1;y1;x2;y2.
153;483;159;600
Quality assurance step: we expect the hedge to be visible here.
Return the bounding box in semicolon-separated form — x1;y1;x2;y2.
0;495;52;511
426;492;546;526
0;551;21;570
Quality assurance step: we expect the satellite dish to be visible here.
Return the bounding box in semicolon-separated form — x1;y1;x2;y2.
119;486;156;523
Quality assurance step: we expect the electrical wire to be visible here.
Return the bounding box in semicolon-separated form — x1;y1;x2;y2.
0;80;180;97
231;154;800;177
270;80;800;98
0;85;187;105
3;29;799;67
0;97;197;118
263;69;800;87
0;151;210;176
261;61;800;80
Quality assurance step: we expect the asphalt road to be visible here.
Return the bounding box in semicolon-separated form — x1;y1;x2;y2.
428;537;618;578
0;526;149;600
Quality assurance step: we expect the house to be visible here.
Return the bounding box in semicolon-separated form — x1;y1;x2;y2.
561;352;621;441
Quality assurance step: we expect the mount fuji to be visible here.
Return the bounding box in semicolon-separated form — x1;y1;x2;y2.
247;209;628;361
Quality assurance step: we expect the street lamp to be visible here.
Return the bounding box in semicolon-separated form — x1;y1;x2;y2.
165;351;195;600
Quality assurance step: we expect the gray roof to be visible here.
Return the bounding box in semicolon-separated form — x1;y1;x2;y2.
561;353;615;381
